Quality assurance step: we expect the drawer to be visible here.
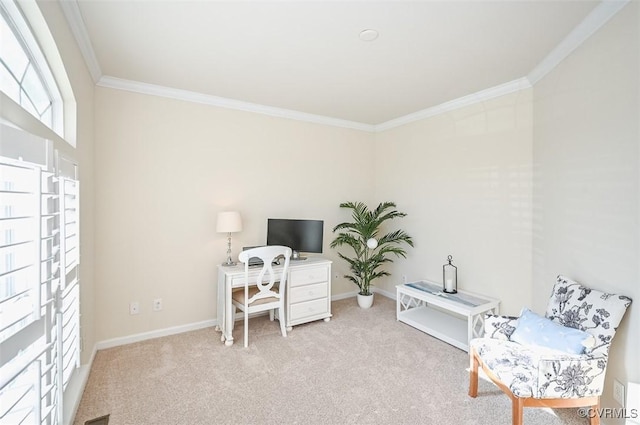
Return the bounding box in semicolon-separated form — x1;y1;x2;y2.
289;282;328;303
230;277;247;287
290;298;328;320
231;272;282;288
289;266;328;287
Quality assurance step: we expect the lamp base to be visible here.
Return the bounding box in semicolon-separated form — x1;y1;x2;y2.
221;261;237;267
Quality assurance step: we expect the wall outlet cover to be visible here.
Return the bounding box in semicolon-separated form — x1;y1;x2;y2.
153;298;162;311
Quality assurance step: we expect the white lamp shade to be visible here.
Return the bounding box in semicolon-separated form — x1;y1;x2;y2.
216;211;243;233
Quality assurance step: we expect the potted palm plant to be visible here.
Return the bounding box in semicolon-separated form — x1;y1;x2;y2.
330;201;413;308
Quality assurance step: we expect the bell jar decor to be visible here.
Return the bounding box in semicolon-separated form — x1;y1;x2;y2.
443;254;457;294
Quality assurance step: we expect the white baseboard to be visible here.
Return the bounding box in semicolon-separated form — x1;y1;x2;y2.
373;287;396;300
95;319;216;350
332;291;359;301
95;292;369;351
63;344;97;425
333;288;395;300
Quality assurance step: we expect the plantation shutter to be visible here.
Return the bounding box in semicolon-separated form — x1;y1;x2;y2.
58;164;80;393
0;126;79;425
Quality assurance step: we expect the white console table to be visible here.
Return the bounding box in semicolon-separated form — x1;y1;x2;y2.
217;257;332;346
396;280;500;352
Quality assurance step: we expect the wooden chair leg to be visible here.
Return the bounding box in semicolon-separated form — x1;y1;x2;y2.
589;399;600;425
469;348;479;398
512;396;524;425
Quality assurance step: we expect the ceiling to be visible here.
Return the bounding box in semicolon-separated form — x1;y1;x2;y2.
67;1;602;127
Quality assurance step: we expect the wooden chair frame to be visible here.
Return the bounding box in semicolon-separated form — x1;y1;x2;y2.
469;346;600;425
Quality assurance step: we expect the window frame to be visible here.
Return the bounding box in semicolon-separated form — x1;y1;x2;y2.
0;0;64;137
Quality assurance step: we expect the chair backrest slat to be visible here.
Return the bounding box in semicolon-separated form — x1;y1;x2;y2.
238;245;292;306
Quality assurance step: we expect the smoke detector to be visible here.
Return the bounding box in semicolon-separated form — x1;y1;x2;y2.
359;29;379;42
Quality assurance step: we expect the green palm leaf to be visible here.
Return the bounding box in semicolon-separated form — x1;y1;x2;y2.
331;201;413;296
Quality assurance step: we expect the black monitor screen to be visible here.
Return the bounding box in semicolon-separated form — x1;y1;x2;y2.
266;219;324;254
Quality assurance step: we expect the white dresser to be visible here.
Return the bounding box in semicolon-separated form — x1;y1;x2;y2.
286;258;332;330
216;257;332;345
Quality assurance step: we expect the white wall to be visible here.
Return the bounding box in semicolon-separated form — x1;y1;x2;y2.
532;2;639;420
374;90;533;316
93;87;374;341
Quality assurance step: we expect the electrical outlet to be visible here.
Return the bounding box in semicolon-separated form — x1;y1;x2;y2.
129;301;140;315
153;298;163;311
613;379;625;406
402;275;407;284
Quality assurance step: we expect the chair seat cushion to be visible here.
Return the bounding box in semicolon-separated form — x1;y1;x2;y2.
471;338;562;398
471;337;607;399
232;287;280;306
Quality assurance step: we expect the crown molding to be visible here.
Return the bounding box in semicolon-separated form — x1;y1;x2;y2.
65;0;627;132
374;78;533;132
527;0;630;85
59;0;101;83
97;74;532;135
97;76;377;132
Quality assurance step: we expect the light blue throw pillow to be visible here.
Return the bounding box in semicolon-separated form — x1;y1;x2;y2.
511;308;595;354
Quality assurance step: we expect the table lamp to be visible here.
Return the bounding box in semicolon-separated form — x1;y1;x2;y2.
216;211;242;266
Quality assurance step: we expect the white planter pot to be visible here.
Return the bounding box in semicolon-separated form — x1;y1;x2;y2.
357;293;374;309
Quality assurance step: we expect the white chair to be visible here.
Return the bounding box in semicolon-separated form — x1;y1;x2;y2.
232;245;292;348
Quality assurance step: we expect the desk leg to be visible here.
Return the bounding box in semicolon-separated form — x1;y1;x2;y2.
224;280;234;346
216;276;222;336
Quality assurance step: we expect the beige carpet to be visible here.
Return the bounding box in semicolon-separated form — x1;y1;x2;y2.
73;296;588;425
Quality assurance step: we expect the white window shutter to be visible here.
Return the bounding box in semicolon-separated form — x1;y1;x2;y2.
1;134;79;425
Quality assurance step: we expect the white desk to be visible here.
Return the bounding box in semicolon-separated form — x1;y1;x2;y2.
216;257;332;346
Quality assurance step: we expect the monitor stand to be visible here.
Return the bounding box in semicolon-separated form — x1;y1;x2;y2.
291;250;307;261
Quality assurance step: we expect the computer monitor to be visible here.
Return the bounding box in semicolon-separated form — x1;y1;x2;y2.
266;219;323;260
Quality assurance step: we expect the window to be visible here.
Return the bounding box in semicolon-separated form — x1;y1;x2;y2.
0;0;63;135
0;1;78;422
0;139;80;425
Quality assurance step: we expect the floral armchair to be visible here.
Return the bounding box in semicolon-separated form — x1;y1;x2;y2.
468;275;632;425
